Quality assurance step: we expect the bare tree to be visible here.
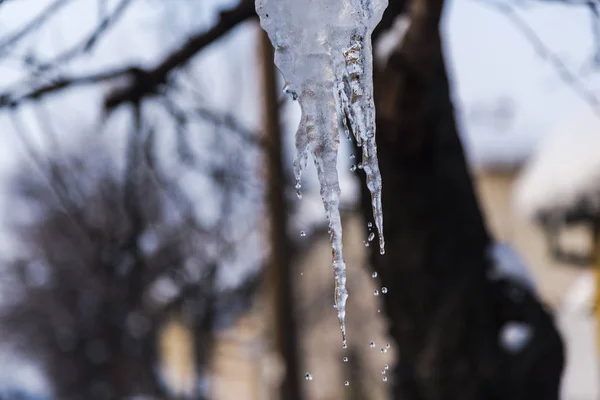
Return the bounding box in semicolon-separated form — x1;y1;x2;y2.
0;122;260;399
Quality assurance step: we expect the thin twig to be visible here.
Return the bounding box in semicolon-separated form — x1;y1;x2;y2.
484;1;600;116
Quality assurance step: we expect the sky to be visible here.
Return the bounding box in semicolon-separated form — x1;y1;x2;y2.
444;0;598;168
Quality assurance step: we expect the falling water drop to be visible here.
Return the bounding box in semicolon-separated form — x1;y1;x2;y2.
368;222;373;228
386;343;391;349
374;289;379;296
383;376;388;383
344;381;350;387
370;341;376;348
305;373;313;381
368;232;375;242
372;272;378;278
381;287;388;294
343;357;349;363
300;230;306;237
384;364;389;370
350;164;357;172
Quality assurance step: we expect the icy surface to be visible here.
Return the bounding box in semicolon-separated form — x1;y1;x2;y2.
256;0;388;345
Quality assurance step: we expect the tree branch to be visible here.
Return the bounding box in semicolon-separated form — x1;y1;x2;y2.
484;1;600;116
0;0;256;109
0;0;71;55
104;0;256;110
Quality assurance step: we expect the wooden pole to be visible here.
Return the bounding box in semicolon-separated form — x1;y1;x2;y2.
593;222;600;354
258;27;304;400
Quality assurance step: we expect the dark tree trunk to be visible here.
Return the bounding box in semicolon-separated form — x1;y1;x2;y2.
359;0;565;399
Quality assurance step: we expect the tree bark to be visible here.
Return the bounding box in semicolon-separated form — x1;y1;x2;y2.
360;0;565;399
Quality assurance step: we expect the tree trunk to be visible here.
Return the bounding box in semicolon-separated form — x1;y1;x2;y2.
359;0;565;399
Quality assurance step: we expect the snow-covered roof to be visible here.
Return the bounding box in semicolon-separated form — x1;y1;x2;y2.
514;110;600;219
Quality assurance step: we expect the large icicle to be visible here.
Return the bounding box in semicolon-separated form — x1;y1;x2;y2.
256;0;387;345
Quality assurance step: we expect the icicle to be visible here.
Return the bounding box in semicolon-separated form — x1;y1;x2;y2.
256;0;388;344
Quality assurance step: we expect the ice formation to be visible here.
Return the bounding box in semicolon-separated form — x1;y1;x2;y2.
256;0;388;345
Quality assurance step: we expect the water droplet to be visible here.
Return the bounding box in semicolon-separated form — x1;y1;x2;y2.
374;289;379;296
358;163;363;169
364;241;370;247
344;381;350;386
350;164;357;172
386;343;391;349
384;364;389;370
383;376;388;382
372;272;378;278
305;373;313;381
370;341;375;348
377;309;381;313
350;153;355;159
343;357;348;363
380;348;387;353
381;369;387;375
381;287;388;294
295;181;302;199
342;342;348;349
368;222;373;228
368;232;375;242
380;247;385;255
300;230;306;237
300;272;304;276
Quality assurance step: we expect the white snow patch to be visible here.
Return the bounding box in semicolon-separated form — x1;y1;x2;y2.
561;271;595;316
514;110;600;218
488;242;537;293
374;14;411;66
499;321;533;353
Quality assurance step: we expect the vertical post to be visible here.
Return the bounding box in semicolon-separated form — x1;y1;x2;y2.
593;222;600;354
258;27;304;400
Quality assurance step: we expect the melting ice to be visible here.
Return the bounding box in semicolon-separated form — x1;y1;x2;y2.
256;0;388;345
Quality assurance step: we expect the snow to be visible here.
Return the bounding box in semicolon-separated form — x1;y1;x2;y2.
488;242;537;293
499;321;533;354
374;14;410;66
514;110;600;218
256;0;388;345
558;272;600;400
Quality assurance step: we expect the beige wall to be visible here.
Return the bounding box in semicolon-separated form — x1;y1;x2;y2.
206;169;589;400
474;169;586;308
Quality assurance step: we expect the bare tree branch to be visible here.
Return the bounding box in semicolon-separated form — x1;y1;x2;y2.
0;1;256;110
0;66;135;107
35;0;135;68
0;0;71;55
103;0;256;110
484;1;600;116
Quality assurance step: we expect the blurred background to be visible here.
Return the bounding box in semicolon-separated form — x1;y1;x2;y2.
0;0;597;399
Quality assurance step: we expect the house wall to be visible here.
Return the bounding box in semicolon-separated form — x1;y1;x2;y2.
474;169;585;308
